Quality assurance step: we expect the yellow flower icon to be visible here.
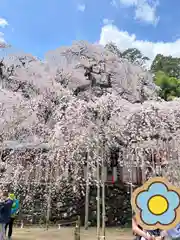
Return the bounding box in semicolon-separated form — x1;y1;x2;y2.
148;195;169;215
131;177;180;230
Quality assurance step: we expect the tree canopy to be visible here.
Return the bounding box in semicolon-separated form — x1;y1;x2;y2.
151;54;180;79
105;42;150;67
106;42;180;101
1;41;180;224
151;54;180;100
154;71;180;101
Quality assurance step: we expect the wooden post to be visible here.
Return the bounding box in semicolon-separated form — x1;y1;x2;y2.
141;148;146;183
74;216;81;240
46;185;52;230
130;148;135;215
84;160;90;230
97;158;100;240
101;164;106;240
21;220;24;228
46;159;53;231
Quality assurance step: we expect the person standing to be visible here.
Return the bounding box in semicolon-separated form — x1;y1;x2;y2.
0;191;13;240
5;193;19;240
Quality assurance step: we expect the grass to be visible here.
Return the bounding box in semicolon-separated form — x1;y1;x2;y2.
12;227;132;240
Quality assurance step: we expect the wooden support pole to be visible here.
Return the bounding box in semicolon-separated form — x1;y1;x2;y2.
101;165;106;240
97;159;100;240
84;160;90;230
74;216;81;240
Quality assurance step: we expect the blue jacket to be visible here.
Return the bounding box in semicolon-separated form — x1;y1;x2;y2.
11;199;19;218
0;199;13;224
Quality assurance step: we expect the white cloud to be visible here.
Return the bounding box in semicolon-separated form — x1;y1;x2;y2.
0;18;8;28
0;18;8;48
119;0;159;25
99;24;180;67
119;0;138;6
110;0;118;8
77;4;86;12
0;32;7;48
103;19;114;25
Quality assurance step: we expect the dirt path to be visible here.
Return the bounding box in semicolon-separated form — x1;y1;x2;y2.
12;227;132;240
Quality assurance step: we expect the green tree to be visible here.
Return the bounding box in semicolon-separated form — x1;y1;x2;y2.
121;48;149;66
154;71;180;101
105;42;122;58
105;43;149;66
151;54;180;79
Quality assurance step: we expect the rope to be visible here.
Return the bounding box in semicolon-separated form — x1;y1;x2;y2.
17;220;77;228
74;232;131;238
56;220;77;225
74;232;106;237
114;229;131;232
75;232;89;236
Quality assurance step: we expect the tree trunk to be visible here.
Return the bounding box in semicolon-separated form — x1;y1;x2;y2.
84;160;89;230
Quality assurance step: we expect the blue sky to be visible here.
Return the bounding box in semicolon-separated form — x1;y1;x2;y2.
0;0;180;62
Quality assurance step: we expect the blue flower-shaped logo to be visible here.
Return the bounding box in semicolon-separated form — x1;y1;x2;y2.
132;177;180;230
